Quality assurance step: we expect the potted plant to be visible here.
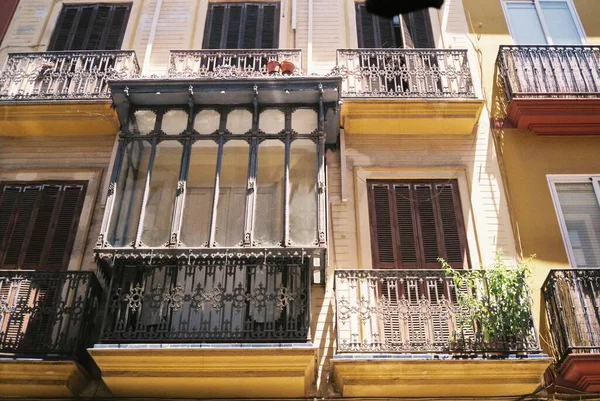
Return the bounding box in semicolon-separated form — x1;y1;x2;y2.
440;254;535;356
267;60;280;74
280;60;295;75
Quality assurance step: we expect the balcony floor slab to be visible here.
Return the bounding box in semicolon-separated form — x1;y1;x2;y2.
0;359;89;397
0;101;118;136
340;99;484;136
331;356;552;398
89;346;317;398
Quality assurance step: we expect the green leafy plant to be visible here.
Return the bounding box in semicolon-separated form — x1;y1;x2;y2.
440;254;535;352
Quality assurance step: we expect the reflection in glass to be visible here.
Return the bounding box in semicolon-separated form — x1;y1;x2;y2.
226;109;252;134
260;109;285;133
292;109;318;133
108;141;151;246
255;140;284;246
141;141;182;246
181;140;219;246
215;141;249;247
194;110;221;134
290;140;317;245
130;110;156;134
161;110;188;134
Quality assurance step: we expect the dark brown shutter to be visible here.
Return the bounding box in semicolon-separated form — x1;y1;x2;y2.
402;9;434;48
368;180;469;270
242;4;260;48
48;4;131;51
261;4;279;49
368;183;397;269
0;182;86;270
203;3;279;49
356;3;402;48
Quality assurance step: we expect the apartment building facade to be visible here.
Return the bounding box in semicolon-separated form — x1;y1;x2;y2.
0;0;596;399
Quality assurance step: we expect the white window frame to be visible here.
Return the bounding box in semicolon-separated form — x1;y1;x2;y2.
502;0;587;45
547;174;600;268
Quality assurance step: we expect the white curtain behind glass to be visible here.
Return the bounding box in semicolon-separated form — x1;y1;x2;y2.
555;182;600;268
505;2;547;44
539;1;582;44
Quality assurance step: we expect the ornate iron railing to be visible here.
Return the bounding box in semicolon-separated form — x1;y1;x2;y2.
543;269;600;363
0;270;101;357
0;51;140;100
334;269;540;354
99;259;310;343
498;45;600;101
168;49;302;78
334;49;476;98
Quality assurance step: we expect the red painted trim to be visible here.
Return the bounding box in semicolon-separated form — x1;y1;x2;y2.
506;98;600;135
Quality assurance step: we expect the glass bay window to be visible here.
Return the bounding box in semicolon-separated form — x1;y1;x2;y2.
100;106;326;250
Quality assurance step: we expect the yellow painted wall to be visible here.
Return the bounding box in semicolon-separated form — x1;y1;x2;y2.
461;0;600;334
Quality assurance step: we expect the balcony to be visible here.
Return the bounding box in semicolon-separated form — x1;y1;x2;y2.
543;269;600;392
0;270;101;397
330;269;551;398
0;50;139;135
169;49;302;78
335;49;484;135
89;259;316;398
498;45;600;135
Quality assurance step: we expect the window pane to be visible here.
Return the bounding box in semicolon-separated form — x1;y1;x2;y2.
130;110;156;134
141;141;182;247
194;110;221;135
215;141;249;247
227;109;252;135
289;140;317;246
505;2;547;44
181;140;219;246
161;110;188;135
540;1;582;44
109;141;151;246
255;140;284;246
555;182;600;268
260;109;285;134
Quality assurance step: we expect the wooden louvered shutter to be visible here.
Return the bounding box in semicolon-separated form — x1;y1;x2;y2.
0;182;86;270
368;180;469;270
356;3;401;48
402;9;435;48
48;4;130;51
368;183;397;269
204;3;279;49
0;277;33;352
260;4;279;49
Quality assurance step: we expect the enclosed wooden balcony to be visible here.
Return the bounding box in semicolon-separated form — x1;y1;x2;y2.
543;269;600;392
0;50;139;135
331;269;551;398
336;49;484;135
89;258;316;398
0;270;101;397
498;45;600;135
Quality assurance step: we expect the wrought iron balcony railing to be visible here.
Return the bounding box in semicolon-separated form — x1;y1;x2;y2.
543;269;600;362
0;51;140;100
334;49;476;98
99;259;310;343
498;45;600;102
334;269;540;354
168;49;302;79
0;270;101;357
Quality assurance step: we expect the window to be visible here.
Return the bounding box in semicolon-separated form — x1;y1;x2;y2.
0;182;87;270
203;2;280;49
549;176;600;268
368;180;470;269
103;107;325;249
48;4;131;51
355;3;434;48
503;0;585;44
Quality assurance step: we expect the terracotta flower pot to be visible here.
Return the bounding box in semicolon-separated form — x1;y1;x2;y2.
267;60;280;74
280;60;295;75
